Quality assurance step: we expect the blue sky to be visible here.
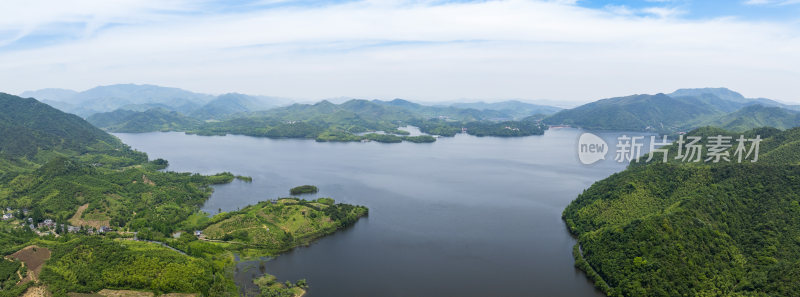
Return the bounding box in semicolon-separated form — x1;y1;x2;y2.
0;0;799;103
577;0;800;20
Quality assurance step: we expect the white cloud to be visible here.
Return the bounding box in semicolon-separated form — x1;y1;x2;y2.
0;0;799;103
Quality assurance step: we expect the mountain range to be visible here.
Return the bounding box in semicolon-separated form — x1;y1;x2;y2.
450;100;562;119
545;88;800;133
20;84;800;137
20;84;289;118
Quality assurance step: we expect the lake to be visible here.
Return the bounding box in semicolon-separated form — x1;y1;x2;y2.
115;128;652;297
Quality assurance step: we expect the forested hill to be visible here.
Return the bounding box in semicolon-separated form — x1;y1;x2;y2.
0;90;371;296
543;93;740;132
0;91;243;296
87;98;551;142
544;88;800;133
703;105;800;132
0;93;121;158
451;100;562;118
87;108;202;133
563;127;800;296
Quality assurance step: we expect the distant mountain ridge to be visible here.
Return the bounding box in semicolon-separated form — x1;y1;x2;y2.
702;104;800;131
544;88;800;133
20;84;289;118
189;93;284;120
371;99;515;121
19;88;78;102
670;87;800;110
669;87;749;103
451;100;562;118
85;96;553;142
24;84;800;136
87;108;202;133
543;93;734;132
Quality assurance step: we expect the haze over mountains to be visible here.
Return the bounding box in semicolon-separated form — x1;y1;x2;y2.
20;84;559;121
18;84;800;137
20;84;289;118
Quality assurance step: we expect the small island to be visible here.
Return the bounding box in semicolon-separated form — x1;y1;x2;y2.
290;185;318;195
236;175;253;182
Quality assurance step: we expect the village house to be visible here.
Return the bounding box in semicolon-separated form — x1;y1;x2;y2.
39;219;56;229
2;213;13;220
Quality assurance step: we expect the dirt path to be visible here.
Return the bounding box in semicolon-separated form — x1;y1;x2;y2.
22;286;52;297
69;203;89;222
223;225;269;235
68;203;109;229
141;175;155;186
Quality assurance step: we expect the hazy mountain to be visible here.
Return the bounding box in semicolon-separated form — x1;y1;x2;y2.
748;97;800;111
39;100;102;118
19;88;79;102
76;84;213;104
74;84;213;115
88;92;288;131
451;100;562;118
544;93;736;132
670;87;800;111
247;99;416;125
189;93;282;120
20;84;214;117
669;87;748;103
88;108;202;133
20;84;297;119
117;103;186;113
545;88;800;132
372;99;513;121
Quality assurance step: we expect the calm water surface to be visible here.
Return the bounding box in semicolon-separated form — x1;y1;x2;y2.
116;128;650;297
